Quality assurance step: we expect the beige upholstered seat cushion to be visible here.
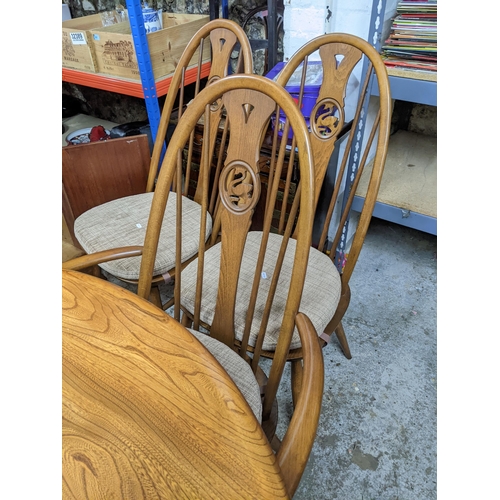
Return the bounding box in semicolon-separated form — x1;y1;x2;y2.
180;231;341;351
188;329;262;423
74;192;212;280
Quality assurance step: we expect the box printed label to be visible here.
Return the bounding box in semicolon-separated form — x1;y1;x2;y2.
70;32;87;45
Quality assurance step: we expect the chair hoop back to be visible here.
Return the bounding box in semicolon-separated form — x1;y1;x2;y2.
147;19;255;193
275;33;392;282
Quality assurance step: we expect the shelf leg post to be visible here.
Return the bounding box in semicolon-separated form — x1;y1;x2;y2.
334;0;387;271
210;0;220;20
125;0;165;160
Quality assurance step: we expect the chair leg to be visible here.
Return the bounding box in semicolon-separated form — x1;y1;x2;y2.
334;321;352;360
324;282;352;359
181;314;193;328
290;359;304;408
79;264;103;278
148;286;163;309
270;434;282;453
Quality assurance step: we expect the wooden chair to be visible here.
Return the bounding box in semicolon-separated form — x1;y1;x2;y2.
268;33;392;369
178;33;392;407
67;19;253;308
64;73;322;496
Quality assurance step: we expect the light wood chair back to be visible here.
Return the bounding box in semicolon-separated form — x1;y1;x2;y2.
268;33;392;360
146;18;254;198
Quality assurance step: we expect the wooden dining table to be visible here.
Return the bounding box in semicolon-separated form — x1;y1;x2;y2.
62;270;290;499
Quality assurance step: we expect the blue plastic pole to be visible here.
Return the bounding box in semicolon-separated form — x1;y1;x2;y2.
221;0;229;19
125;0;162;146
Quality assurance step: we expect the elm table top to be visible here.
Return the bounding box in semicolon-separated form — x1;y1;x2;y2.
62;270;289;499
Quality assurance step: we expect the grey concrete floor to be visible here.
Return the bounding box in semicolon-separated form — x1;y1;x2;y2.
103;216;437;499
274;217;437;499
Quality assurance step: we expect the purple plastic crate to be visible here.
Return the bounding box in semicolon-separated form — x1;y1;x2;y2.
265;61;323;119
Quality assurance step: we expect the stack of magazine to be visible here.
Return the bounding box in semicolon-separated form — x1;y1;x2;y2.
381;0;437;72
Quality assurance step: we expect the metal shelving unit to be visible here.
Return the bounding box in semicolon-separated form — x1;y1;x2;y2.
62;0;211;145
62;65;210;99
125;0;161;142
63;1;436;236
350;0;437;236
62;0;282;144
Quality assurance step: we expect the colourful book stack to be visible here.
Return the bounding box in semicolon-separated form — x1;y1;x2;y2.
381;0;437;72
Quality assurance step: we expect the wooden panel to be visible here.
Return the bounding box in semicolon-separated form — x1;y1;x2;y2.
387;67;437;82
356;130;437;218
62;134;151;236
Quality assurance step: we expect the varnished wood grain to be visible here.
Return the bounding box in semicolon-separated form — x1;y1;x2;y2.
62;270;289;500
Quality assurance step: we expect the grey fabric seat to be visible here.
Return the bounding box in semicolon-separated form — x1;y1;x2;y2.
188;329;262;423
181;231;341;351
74;192;212;280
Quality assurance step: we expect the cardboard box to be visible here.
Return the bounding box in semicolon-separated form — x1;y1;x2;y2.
90;13;210;81
62;11;125;72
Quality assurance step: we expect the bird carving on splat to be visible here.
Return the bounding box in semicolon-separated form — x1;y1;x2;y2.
228;167;254;209
315;103;339;136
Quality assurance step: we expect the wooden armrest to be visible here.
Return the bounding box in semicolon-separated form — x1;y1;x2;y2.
62;246;144;271
276;312;324;497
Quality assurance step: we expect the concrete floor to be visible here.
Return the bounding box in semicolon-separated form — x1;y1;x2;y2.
274;217;437;499
70;215;437;499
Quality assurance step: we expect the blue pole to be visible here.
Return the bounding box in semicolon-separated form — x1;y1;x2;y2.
221;0;229;19
125;0;162;147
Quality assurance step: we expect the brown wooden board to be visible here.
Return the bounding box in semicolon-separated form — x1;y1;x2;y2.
356;130;437;217
62;134;151;243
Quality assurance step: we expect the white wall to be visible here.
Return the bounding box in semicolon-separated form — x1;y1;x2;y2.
282;0;399;247
282;0;329;59
283;0;399;60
